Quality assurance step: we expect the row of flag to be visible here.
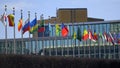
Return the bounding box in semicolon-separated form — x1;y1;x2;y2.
0;11;120;45
0;12;69;37
50;23;120;45
0;12;46;34
75;27;120;45
17;17;46;34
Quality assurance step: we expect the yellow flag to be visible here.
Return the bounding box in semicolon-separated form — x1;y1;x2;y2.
55;24;61;36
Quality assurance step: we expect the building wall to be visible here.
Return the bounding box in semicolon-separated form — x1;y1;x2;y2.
57;9;72;23
57;8;87;23
75;9;87;22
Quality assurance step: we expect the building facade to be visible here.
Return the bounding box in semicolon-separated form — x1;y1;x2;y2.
0;20;120;59
41;8;104;24
34;8;104;38
57;8;88;23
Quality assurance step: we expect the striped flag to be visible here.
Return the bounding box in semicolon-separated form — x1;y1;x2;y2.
22;19;30;34
30;18;38;33
38;19;45;32
82;29;89;41
88;29;96;42
108;32;115;45
103;32;109;42
18;19;23;31
7;14;14;27
93;29;98;42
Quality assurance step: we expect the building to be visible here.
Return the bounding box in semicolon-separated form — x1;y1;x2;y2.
57;8;88;23
56;8;104;23
34;8;104;38
42;8;104;23
0;20;120;59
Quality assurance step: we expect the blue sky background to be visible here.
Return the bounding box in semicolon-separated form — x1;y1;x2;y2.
0;0;120;39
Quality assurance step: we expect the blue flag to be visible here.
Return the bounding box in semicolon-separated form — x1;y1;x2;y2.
30;18;37;27
48;23;51;32
45;23;51;36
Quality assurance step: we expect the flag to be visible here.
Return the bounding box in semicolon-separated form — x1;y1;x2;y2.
18;19;23;31
113;32;117;44
72;26;76;39
117;33;120;44
30;18;38;33
108;32;114;45
22;19;30;34
72;31;77;40
88;29;93;40
0;12;7;26
30;18;37;27
88;29;97;42
93;29;98;42
103;32;109;42
99;33;105;41
82;29;89;41
55;24;61;36
38;19;45;32
48;23;52;32
77;27;81;41
7;14;14;27
47;23;52;35
118;39;120;44
61;23;69;37
30;24;38;34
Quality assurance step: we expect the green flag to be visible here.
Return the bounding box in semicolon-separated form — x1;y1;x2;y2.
72;27;76;39
77;27;81;41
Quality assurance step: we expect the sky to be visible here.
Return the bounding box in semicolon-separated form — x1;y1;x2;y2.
0;0;120;39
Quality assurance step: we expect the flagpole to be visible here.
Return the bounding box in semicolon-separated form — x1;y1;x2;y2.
116;24;120;59
88;25;90;58
71;10;74;57
5;5;8;54
40;14;45;55
107;24;111;59
93;25;95;58
13;7;16;54
103;25;106;59
62;37;64;56
98;24;101;59
21;9;24;54
28;11;31;54
67;24;69;56
48;16;51;56
83;23;86;58
60;23;64;56
55;8;58;56
35;12;37;55
77;26;80;57
105;24;108;59
55;22;58;56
